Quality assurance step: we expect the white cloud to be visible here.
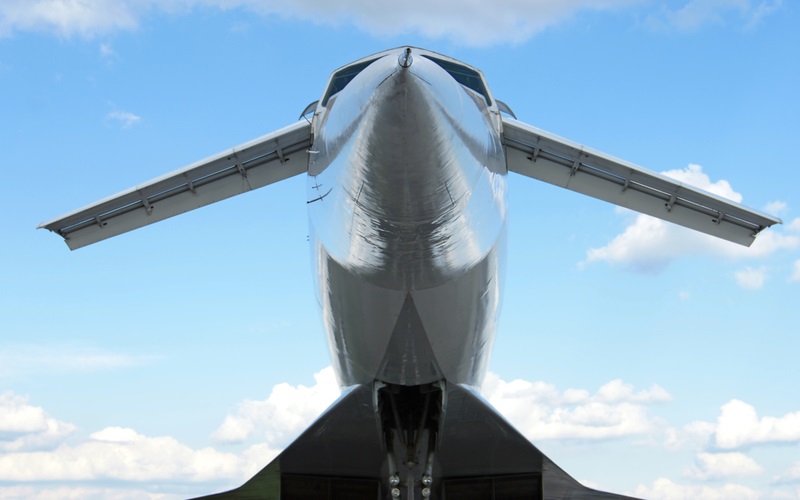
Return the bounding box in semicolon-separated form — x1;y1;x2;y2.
683;452;763;480
0;392;52;433
2;1;645;45
0;392;75;452
635;477;759;499
108;110;141;128
0;426;261;483
648;0;782;31
0;0;139;38
10;374;800;498
480;374;670;441
0;344;156;378
0;373;340;487
765;200;788;216
0;485;180;500
712;399;800;449
2;0;635;44
790;260;800;282
584;165;799;273
2;0;745;47
212;369;672;452
774;462;800;485
261;0;644;46
665;400;800;452
0;374;665;497
595;378;672;403
211;366;340;445
663;420;716;451
734;266;766;290
91;426;143;443
667;163;744;202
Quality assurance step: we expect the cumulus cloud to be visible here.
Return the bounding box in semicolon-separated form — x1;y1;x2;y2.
665;399;800;454
212;369;674;449
683;452;763;480
774;461;800;485
734;266;766;290
5;0;780;46
0;371;339;489
0;485;179;500
0;0;645;44
0;392;75;452
257;0;644;46
212;366;340;445
0;426;270;483
0;381;321;490
0;0;139;38
712;399;800;449
663;420;716;451
583;165;798;273
0;0;640;44
480;374;670;441
634;477;759;499
0;373;665;496
10;373;800;498
647;0;783;31
91;426;142;443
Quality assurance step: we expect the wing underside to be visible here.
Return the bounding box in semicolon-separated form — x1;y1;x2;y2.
38;120;312;250
502;117;780;246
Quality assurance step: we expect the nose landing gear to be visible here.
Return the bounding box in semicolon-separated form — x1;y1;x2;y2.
375;381;445;499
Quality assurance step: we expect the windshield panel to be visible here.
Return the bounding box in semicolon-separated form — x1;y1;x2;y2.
322;58;379;106
422;56;491;105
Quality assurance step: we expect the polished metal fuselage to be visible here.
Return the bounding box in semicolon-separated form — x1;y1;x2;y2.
307;52;508;387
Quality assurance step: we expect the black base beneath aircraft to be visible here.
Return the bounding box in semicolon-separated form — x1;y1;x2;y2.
194;383;638;500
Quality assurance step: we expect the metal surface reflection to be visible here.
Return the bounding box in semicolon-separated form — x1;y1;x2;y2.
308;51;507;387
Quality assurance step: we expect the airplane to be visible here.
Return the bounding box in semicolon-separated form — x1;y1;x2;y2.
39;47;781;499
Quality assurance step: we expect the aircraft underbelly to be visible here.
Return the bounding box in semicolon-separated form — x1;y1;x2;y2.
312;235;505;387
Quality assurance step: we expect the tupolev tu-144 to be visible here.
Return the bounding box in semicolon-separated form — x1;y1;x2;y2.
39;47;781;499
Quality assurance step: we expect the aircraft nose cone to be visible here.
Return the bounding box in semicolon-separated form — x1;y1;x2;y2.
309;50;507;289
398;47;413;68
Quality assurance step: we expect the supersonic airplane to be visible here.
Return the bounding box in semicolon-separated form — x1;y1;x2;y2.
40;47;780;499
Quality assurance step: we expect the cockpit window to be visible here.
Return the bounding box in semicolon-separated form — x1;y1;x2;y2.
422;55;491;105
321;53;491;107
322;58;379;106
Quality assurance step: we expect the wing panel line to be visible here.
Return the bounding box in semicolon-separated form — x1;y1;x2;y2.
38;120;312;249
502;117;780;246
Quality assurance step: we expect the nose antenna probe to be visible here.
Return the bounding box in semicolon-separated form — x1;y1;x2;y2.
398;47;413;68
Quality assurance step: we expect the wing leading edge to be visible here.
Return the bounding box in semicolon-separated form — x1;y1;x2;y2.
502;117;781;246
38;120;312;250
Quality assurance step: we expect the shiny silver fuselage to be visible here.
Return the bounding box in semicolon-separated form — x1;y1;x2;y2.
307;52;508;387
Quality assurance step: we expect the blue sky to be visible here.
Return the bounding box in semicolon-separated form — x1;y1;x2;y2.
1;1;799;498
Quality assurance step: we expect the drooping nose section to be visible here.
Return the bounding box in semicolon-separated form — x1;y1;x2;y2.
358;52;496;222
309;50;506;289
309;49;508;386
